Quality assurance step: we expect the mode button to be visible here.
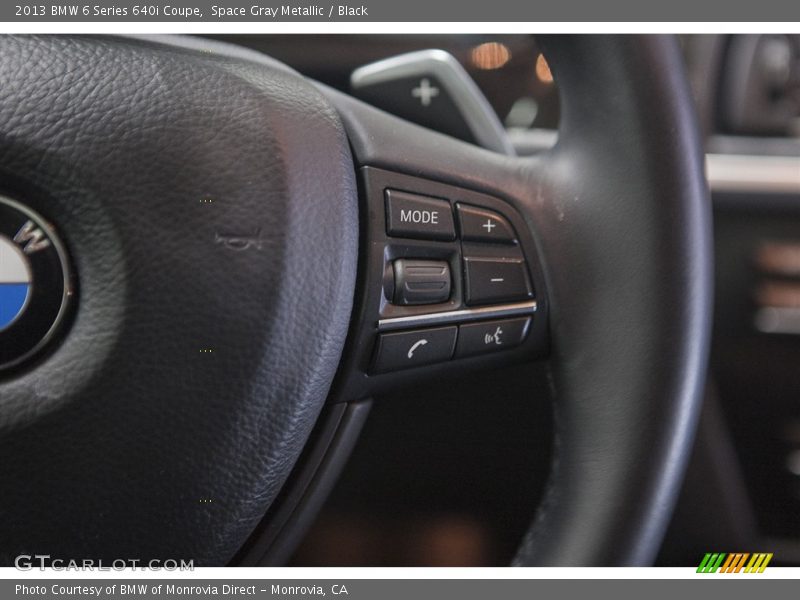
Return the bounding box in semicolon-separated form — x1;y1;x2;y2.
385;189;455;241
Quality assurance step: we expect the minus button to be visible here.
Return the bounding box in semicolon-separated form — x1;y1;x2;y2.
464;257;533;306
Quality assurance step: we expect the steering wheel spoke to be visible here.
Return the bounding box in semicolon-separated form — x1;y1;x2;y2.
323;152;552;403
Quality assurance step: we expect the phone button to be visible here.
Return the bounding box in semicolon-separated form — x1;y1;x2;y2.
372;326;457;373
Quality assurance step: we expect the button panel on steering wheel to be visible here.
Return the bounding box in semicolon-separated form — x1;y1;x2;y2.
331;167;548;401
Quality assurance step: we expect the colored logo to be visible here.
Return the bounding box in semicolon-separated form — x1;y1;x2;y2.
0;234;32;330
0;196;72;371
697;552;773;573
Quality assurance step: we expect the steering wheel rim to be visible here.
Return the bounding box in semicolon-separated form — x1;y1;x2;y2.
515;36;712;564
0;34;711;566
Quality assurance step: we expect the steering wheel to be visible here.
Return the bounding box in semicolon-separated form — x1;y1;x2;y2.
0;35;711;566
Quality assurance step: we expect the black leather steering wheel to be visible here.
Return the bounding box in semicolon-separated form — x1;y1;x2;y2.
0;35;711;566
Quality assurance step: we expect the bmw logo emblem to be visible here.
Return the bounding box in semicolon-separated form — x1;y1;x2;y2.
0;195;73;371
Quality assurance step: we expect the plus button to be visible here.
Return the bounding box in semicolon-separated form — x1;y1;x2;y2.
411;78;440;107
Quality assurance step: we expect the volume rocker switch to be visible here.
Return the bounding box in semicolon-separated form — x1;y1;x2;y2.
393;259;451;305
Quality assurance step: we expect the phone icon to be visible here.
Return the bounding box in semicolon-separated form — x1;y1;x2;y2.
407;339;428;359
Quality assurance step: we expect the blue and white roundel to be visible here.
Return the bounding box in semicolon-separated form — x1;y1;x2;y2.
0;235;32;331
